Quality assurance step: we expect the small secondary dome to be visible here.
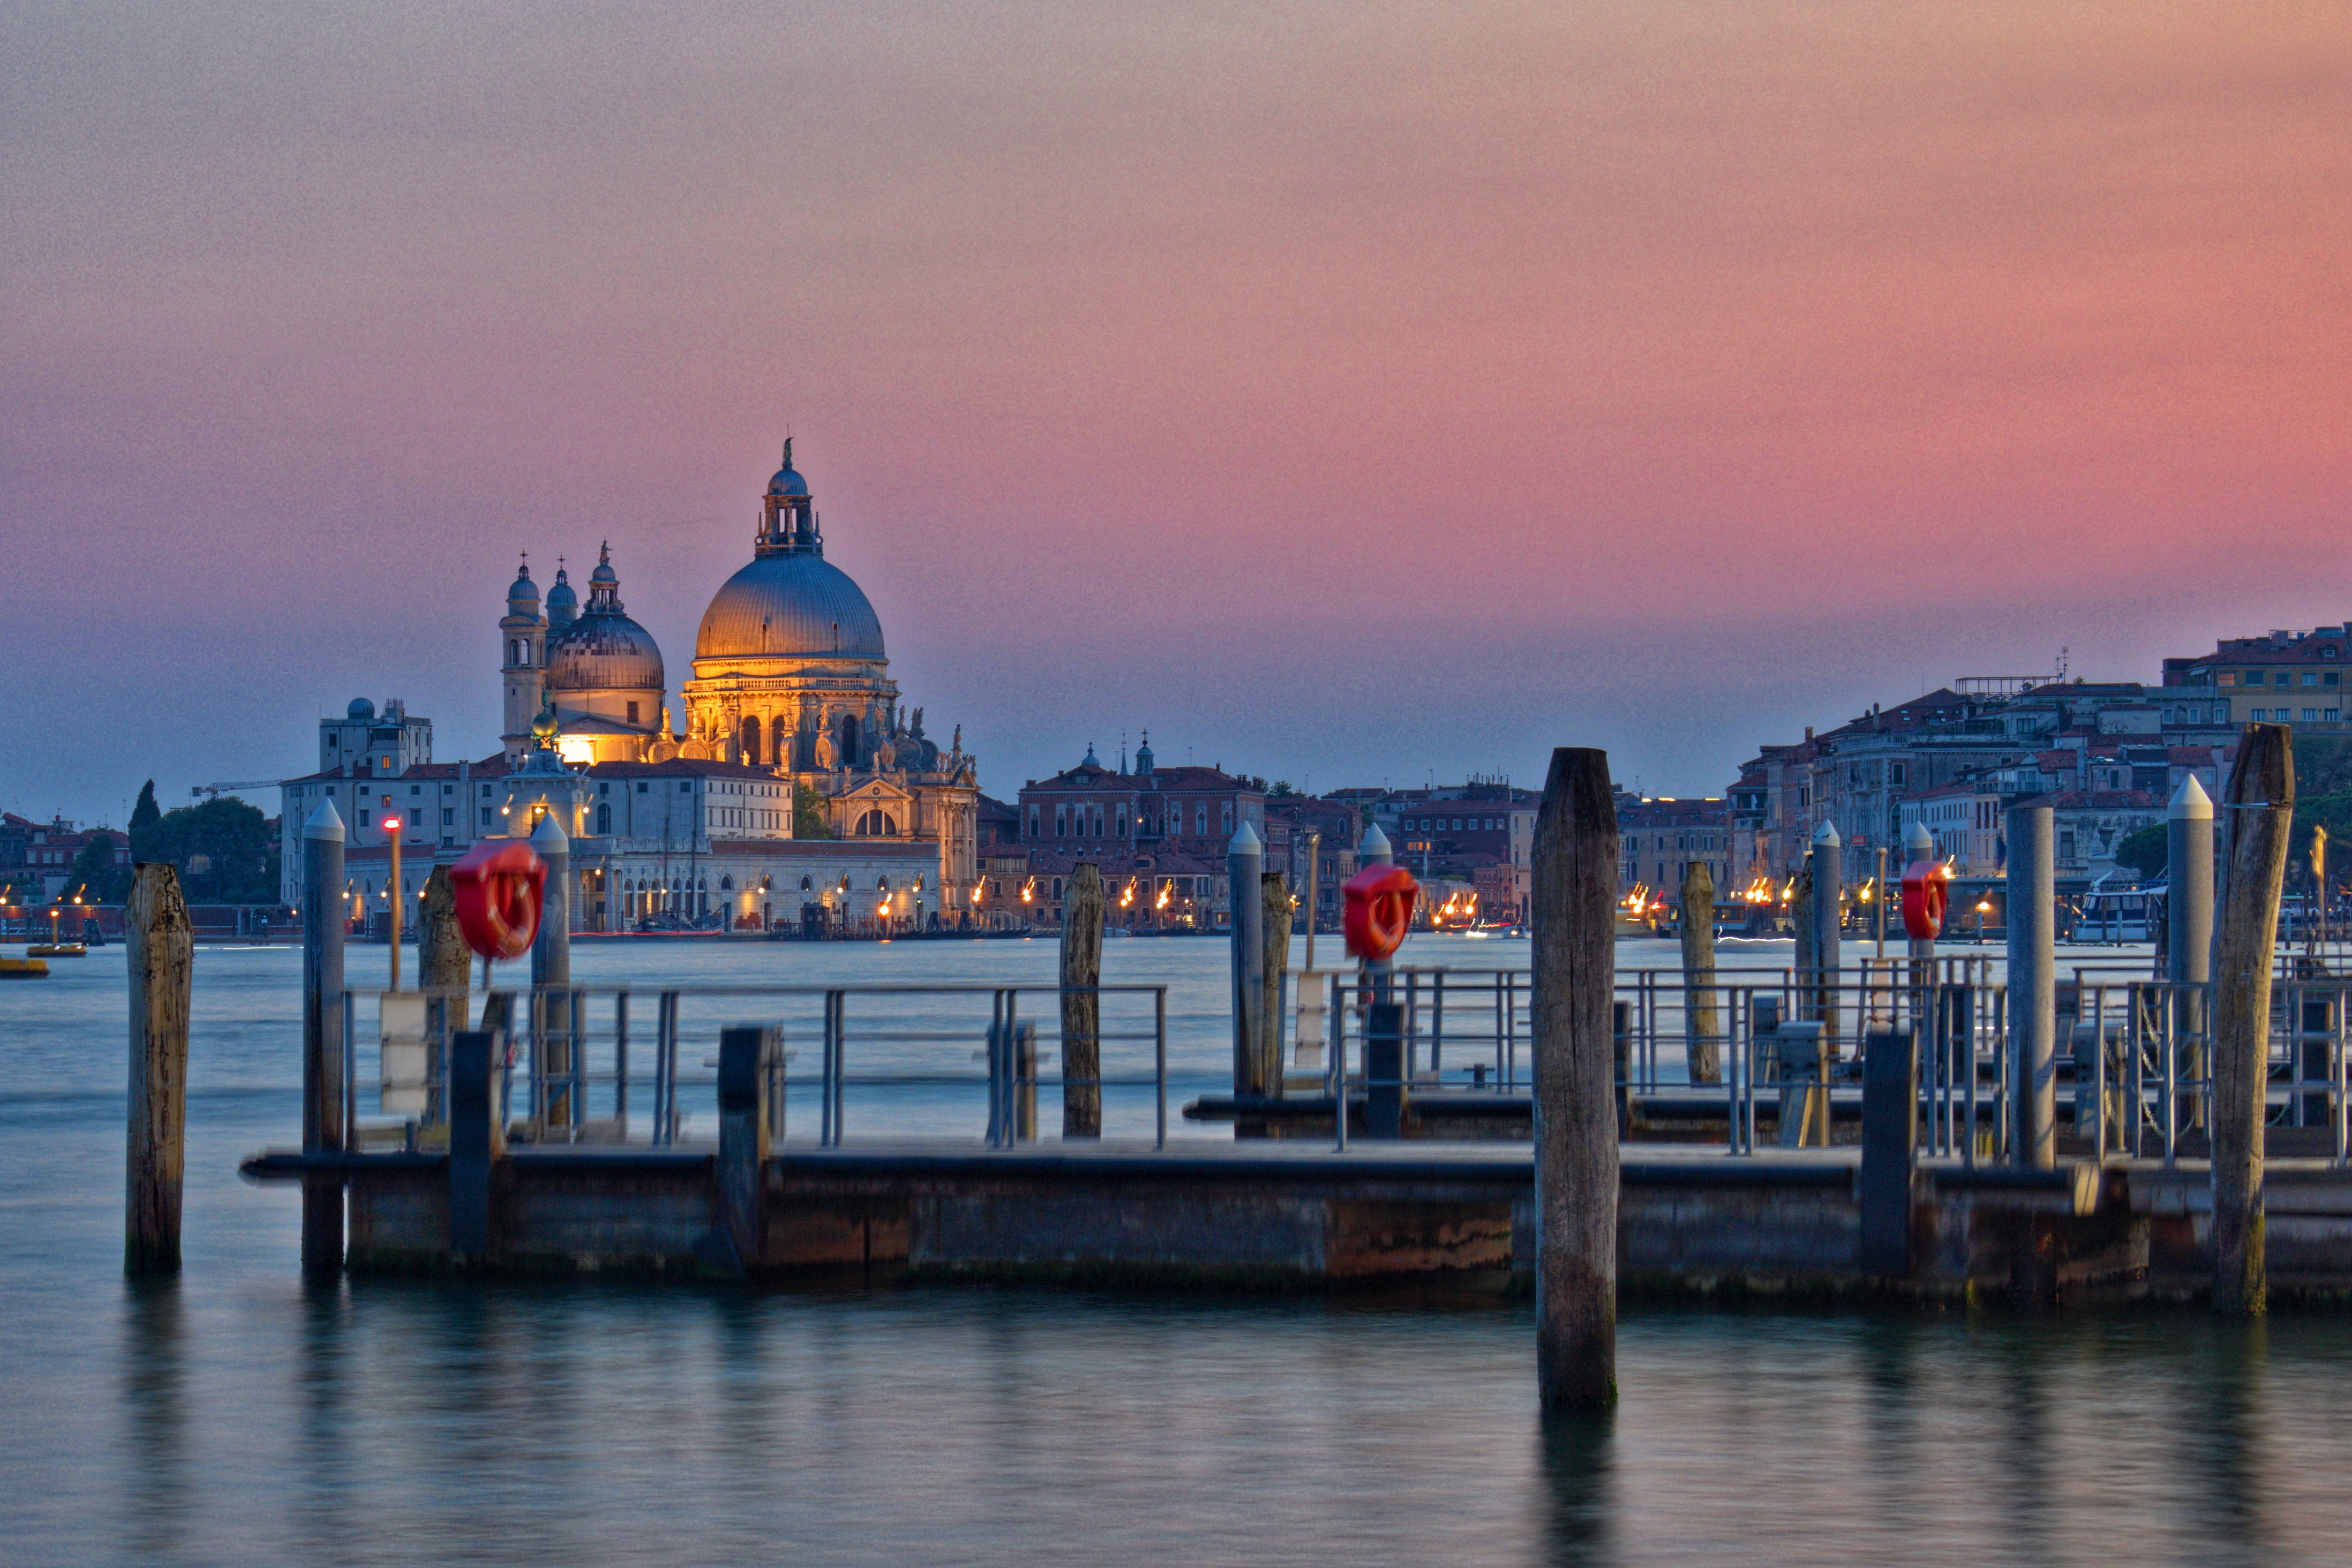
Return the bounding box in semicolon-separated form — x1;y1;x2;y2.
546;545;664;696
347;697;375;720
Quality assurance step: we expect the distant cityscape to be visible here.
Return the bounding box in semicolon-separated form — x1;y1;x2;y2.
4;448;2346;937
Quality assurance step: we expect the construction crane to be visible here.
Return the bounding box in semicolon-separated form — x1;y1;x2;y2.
191;780;280;800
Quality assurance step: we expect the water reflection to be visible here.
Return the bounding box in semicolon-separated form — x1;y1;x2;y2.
1536;1411;1616;1566
118;1278;189;1560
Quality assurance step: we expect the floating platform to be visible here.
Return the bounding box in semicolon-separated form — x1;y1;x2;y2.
239;1138;2352;1304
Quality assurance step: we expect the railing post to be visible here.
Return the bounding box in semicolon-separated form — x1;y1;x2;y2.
1154;986;1168;1151
447;1030;502;1260
1860;1023;1919;1278
714;1026;773;1274
300;800;347;1280
1229;824;1266;1096
530;814;572;1136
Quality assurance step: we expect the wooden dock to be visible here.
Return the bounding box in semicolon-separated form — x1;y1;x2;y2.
239;1137;2352;1305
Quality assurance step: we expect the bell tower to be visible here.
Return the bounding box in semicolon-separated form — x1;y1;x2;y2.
499;554;546;762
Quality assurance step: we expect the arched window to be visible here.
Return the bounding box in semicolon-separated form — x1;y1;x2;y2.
855;809;899;837
741;715;762;765
720;876;733;891
841;713;860;763
877;875;890;891
800;876;813;890
1051;878;1063;900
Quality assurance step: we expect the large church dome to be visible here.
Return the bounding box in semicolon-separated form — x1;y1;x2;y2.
695;553;886;662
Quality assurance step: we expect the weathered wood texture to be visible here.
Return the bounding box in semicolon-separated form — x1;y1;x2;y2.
2213;723;2293;1315
418;866;470;1030
125;864;193;1275
1060;863;1104;1137
300;811;346;1280
1678;861;1719;1083
1532;747;1620;1409
1790;858;1816;1019
1261;871;1294;1095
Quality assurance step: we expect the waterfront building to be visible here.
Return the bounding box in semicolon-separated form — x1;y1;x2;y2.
1613;796;1732;904
2161;624;2351;732
1016;738;1266;860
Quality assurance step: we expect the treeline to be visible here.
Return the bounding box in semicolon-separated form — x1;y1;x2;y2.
70;781;281;904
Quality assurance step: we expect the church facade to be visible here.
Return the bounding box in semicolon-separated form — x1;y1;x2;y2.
281;443;980;932
490;442;981;903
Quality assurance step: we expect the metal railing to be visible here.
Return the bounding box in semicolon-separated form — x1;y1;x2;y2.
346;981;1175;1154
1288;962;2352;1166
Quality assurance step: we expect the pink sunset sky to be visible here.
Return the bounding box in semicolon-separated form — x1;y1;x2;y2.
4;2;2347;826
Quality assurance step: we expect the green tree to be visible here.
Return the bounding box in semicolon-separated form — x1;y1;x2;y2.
128;780;163;863
149;797;278;902
1268;780;1296;797
794;782;838;840
66;831;130;903
2115;824;2167;881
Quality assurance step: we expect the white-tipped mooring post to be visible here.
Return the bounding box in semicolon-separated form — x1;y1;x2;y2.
301;800;347;1279
2213;725;2295;1316
1532;747;1619;1410
1228;821;1266;1097
530;812;573;1131
2007;804;2057;1169
2168;775;2214;1122
125;863;192;1276
1811;820;1843;1046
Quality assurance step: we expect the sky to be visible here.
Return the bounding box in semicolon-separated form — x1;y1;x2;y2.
4;1;2348;827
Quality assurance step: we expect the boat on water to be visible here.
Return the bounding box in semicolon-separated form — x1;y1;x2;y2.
25;943;86;958
0;956;50;978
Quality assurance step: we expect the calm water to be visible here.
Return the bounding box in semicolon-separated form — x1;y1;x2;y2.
5;932;2348;1566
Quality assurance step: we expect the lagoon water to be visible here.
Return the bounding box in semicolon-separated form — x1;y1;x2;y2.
6;932;2350;1565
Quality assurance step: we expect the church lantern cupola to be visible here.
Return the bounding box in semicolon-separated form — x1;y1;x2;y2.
757;438;822;557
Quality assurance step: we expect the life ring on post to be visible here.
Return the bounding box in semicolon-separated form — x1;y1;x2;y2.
1900;858;1948;941
1343;864;1420;962
452;837;547;961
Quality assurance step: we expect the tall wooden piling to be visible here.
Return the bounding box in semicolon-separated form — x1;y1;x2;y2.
1060;863;1104;1137
2168;776;2214;1124
1532;747;1619;1410
2213;723;2294;1316
1229;823;1267;1097
418;866;470;1022
1810;821;1843;1049
1261;870;1294;1095
300;800;347;1279
1678;861;1719;1083
125;863;192;1276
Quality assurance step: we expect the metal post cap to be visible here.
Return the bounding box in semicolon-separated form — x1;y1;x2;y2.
529;812;570;853
303;799;347;841
1812;819;1842;848
2169;774;2213;820
1227;820;1262;854
1905;820;1934;854
1358;821;1391;858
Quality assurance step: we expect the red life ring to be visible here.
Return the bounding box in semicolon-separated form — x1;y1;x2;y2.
1900;858;1948;940
1343;864;1419;961
451;838;547;961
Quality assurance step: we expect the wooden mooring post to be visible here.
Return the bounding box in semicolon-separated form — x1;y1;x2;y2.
2213;723;2294;1316
125;863;192;1276
1679;861;1719;1083
1061;863;1103;1137
301;800;347;1280
1260;870;1293;1097
1229;823;1267;1097
1532;747;1619;1410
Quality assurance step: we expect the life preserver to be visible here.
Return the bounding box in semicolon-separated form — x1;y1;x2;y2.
1343;864;1419;961
1900;858;1948;940
451;838;547;961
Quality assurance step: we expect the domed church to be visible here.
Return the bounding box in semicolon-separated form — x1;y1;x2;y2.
488;441;983;912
